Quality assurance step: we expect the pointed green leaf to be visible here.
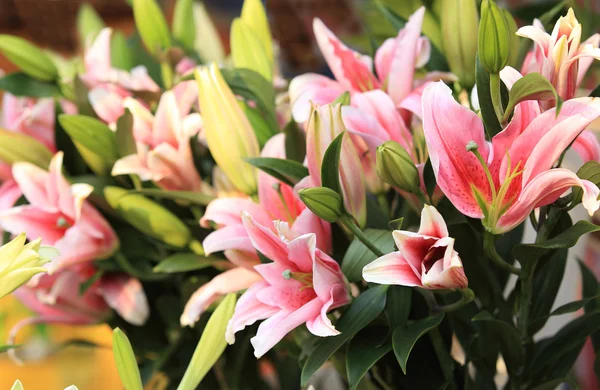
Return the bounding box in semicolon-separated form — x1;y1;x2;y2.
393;312;445;374
246;157;309;187
177;293;237;390
173;0;196;52
111;31;134;71
572;161;600;207
0;128;53;168
347;329;392;390
284;119;306;163
127;188;215;206
0;72;59;98
503;73;562;122
301;285;388;385
115;109;137;158
132;0;171;56
0;344;21;353
321;132;345;196
476;54;502;136
58;114;118;161
341;229;395;282
112;328;143;390
77;3;105;44
0;35;58;81
153;253;217;273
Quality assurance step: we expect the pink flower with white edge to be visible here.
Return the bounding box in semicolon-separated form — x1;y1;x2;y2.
226;211;350;358
518;8;600;102
9;264;149;362
2;93;56;151
111;88;204;192
422;81;600;234
363;205;467;289
181;134;331;327
0;152;119;273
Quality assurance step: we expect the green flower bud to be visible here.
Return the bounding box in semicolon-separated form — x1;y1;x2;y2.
104;187;191;248
376;141;420;193
0;129;53;169
298;187;344;223
441;0;479;88
478;0;510;73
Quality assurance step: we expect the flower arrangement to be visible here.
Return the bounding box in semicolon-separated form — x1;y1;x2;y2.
1;0;600;388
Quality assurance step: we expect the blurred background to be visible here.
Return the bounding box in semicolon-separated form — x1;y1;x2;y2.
0;0;598;388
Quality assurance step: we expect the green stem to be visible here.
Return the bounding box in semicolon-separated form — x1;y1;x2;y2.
161;61;174;90
439;288;475;312
114;252;167;281
340;215;385;257
517;264;536;343
429;327;455;384
483;232;521;275
489;72;504;124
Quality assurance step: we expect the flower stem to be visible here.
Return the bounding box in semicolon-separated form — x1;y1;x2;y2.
161;61;174;90
439;288;475;312
489;72;505;124
483;232;521;275
340;215;385;257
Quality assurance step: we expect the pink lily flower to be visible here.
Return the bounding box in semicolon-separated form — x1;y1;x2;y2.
111;88;204;192
0;152;119;272
363;205;467;289
2;93;56;151
80;28;159;92
88;84;132;130
226;211;350;358
182;134;331;326
9;264;149;362
303;103;367;227
518;8;600;102
422;81;600;234
289;7;434;123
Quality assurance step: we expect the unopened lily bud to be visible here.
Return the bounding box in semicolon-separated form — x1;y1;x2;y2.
442;0;478;88
104;186;191;248
478;0;510;73
195;63;260;195
0;234;58;299
298;187;343;223
376;141;420;193
0;129;53;169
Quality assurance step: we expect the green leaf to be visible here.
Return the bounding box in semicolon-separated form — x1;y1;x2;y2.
578;259;600;350
245;157;309;187
230;19;272;82
346;329;392;390
77;3;105;44
58;114;118;161
529;249;568;334
572;161;600;207
79;269;104;295
503;73;562;122
341;229;395;282
590;84;600;98
423;158;436;199
153;253;217;273
0;72;59;97
385;285;412;330
220;68;278;134
476;54;502;137
0;35;58;81
111;31;134;71
115;109;137;158
0;128;53;168
284;119;306;163
472;311;524;375
0;344;21;353
112;328;143;390
301;285;388;385
321;132;345;195
132;0;171;56
239;100;275;148
388;217;404;231
172;0;196;52
177;293;237;390
392;313;445;374
513;220;600;263
74;76;97;118
128;188;215;206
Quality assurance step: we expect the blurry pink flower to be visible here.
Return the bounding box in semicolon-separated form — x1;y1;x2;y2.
0;152;119;272
2;93;56;151
518;8;600;101
289;7;444;122
226;211;350;358
363;205;467;289
111;88;204;192
88;84;132;129
422;81;600;233
9;264;149;361
182;134;331;326
81;28;159;92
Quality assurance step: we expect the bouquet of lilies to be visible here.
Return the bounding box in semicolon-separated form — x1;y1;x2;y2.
1;0;600;388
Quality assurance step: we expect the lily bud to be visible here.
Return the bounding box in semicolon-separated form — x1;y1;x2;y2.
298;187;343;223
441;0;478;88
478;0;510;73
195;63;260;195
376;141;420;193
104;186;191;248
0;129;53;169
0;234;58;299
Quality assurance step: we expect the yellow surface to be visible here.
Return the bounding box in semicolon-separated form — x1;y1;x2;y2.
0;296;122;389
